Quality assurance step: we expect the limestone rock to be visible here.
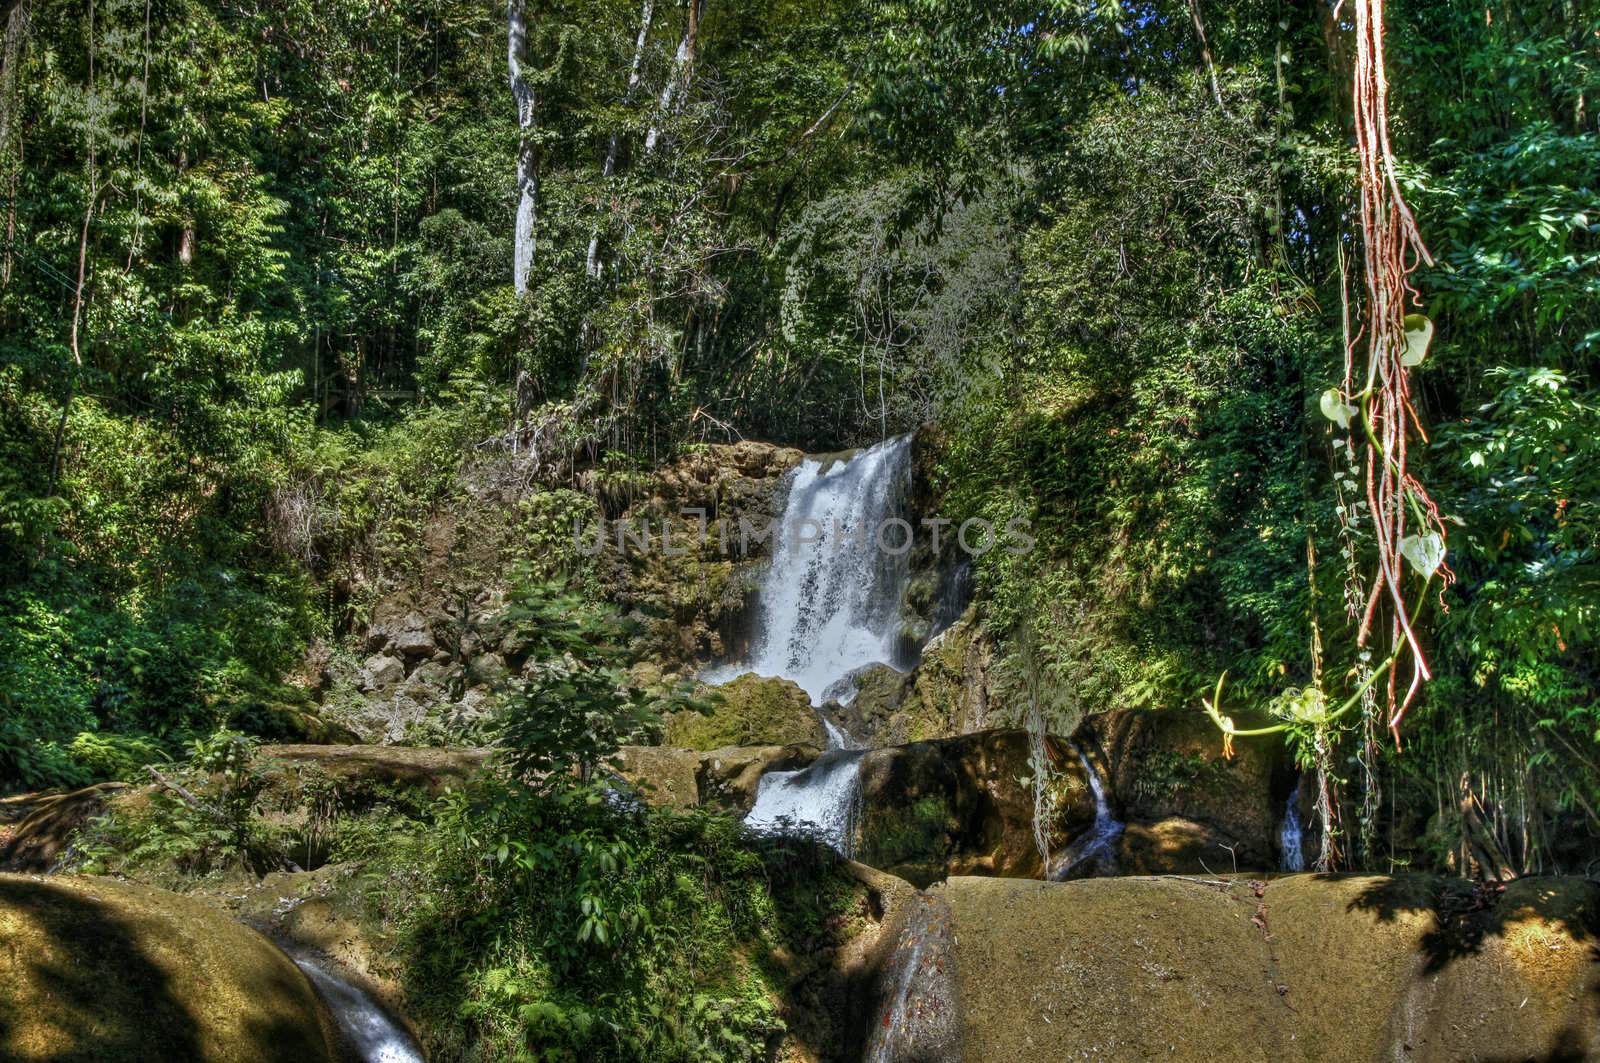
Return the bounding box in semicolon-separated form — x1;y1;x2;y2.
358;654;405;693
0;873;341;1062
614;746;702;808
391;613;436;659
867;873;1600;1062
696;744;819;811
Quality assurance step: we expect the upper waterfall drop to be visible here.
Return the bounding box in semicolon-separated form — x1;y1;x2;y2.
712;434;916;705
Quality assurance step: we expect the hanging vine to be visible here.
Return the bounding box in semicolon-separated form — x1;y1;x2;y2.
1204;0;1451;868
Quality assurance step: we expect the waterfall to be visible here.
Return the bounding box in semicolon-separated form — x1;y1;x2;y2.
294;956;425;1063
1279;789;1305;872
715;434;915;706
743;748;866;857
1047;745;1124;881
706;435;914;853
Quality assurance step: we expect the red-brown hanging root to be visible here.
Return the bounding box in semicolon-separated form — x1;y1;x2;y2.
1340;0;1453;739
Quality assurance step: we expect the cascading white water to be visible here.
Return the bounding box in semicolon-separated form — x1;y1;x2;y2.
1279;791;1305;872
709;435;915;853
295;957;425;1063
743;749;866;856
714;434;915;707
1047;745;1124;880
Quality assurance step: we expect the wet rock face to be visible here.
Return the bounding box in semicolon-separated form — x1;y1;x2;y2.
1084;708;1280;868
830;608;1004;749
867;873;1600;1063
854;730;1095;887
0;873;342;1062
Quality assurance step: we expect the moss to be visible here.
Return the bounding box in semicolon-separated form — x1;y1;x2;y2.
664;675;823;750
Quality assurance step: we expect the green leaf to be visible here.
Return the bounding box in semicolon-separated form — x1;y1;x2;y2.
1399;532;1446;577
1320;388;1358;429
1401;314;1434;367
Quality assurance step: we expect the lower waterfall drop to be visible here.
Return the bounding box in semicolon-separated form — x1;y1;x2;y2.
294;955;425;1063
1047;745;1124;880
1280;789;1306;872
743;749;866;857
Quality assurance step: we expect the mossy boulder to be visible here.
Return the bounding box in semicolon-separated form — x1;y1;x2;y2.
0;873;341;1062
866;873;1600;1062
665;674;824;750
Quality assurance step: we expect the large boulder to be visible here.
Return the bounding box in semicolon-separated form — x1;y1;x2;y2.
0;873;343;1062
256;744;490;801
665;674;824;750
695;743;819;811
866;873;1600;1062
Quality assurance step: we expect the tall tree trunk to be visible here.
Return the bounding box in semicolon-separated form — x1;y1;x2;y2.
508;0;537;294
587;0;655;277
643;0;704;156
1185;0;1229;115
0;0;27;287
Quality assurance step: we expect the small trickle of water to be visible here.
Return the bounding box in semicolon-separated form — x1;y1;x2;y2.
1047;745;1124;881
1279;791;1305;872
743;749;865;857
295;957;425;1063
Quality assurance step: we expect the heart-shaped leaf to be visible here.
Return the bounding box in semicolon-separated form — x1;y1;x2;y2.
1399;532;1445;577
1320;388;1357;429
1401;314;1434;367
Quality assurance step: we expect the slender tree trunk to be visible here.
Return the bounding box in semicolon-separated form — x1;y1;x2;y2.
0;0;27;287
587;0;655;277
508;0;537;294
643;0;704;156
48;0;95;498
1185;0;1229;115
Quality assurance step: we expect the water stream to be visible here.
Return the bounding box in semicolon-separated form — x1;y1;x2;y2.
294;955;426;1063
708;435;916;853
1047;745;1124;880
1279;784;1305;872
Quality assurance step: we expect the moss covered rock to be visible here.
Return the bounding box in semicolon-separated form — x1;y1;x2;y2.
665;674;824;750
0;873;341;1062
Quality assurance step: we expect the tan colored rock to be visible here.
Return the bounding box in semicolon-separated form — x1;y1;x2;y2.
0;873;341;1062
696;744;819;811
867;873;1600;1062
614;746;702;808
257;744;490;798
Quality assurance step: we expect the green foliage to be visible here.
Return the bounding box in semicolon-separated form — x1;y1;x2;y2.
492;574;699;786
385;779;857;1061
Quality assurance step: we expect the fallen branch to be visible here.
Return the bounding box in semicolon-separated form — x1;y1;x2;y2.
145;765;224;819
